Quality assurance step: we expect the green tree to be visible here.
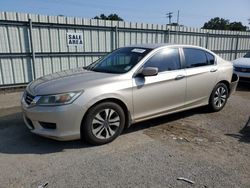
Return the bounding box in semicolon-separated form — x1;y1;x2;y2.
202;17;247;31
202;17;230;30
93;14;123;21
229;22;247;31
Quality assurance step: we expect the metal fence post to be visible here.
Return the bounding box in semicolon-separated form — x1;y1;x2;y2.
115;26;118;49
168;29;171;43
175;26;179;43
199;37;202;47
164;29;168;43
111;26;118;50
164;29;170;43
205;32;209;49
234;34;239;59
28;18;36;80
230;37;234;60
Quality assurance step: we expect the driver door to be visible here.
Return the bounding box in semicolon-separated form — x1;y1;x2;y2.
132;48;186;121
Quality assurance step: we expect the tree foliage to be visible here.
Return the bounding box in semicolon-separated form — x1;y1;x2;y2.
202;17;247;31
93;14;123;21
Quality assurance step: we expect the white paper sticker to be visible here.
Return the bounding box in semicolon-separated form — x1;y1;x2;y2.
131;48;146;53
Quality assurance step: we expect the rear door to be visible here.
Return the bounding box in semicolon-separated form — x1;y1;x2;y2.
132;48;186;121
182;48;218;106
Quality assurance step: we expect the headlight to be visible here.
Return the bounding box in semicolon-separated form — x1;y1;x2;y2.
35;91;82;106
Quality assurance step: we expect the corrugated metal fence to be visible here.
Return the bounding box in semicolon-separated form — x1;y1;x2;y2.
0;12;250;88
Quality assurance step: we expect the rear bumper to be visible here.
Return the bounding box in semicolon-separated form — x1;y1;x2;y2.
229;73;239;96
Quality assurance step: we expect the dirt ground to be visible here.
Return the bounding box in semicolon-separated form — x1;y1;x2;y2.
0;83;249;188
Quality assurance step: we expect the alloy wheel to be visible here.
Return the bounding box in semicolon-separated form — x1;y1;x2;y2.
91;108;120;139
213;86;227;108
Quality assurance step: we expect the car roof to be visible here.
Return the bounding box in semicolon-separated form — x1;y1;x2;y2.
126;43;204;50
126;43;170;49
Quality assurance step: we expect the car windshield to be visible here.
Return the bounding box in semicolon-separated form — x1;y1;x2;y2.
243;52;250;58
85;47;152;74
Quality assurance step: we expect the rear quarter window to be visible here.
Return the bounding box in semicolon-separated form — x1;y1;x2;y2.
205;52;215;65
183;48;214;68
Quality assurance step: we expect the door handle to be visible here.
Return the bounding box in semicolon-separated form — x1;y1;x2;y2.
210;68;218;72
175;75;185;80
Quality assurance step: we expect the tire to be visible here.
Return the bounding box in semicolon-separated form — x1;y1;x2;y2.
209;83;229;112
81;102;125;145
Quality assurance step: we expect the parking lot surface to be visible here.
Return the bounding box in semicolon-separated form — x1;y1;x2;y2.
0;83;249;188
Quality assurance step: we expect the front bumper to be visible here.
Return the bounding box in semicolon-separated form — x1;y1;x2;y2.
234;71;250;79
234;70;250;82
21;98;86;141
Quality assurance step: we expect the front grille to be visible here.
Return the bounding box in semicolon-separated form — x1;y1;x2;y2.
234;66;250;73
239;77;250;82
25;92;35;105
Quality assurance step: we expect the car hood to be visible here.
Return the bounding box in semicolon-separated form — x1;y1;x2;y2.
232;58;250;68
27;68;120;95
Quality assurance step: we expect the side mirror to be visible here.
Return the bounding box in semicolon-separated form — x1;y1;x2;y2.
139;67;158;77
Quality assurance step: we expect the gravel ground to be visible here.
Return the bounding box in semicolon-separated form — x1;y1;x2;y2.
0;83;249;188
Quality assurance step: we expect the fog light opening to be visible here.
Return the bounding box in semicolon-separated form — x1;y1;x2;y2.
26;117;34;130
39;122;57;129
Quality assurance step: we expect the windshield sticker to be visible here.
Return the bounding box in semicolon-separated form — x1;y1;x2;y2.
132;48;146;53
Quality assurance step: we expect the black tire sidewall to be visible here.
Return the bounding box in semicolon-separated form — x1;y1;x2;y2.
82;102;125;145
209;83;229;112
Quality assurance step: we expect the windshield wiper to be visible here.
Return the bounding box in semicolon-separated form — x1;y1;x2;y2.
83;65;94;71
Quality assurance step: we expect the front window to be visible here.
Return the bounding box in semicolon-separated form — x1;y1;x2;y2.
143;48;181;72
86;47;152;74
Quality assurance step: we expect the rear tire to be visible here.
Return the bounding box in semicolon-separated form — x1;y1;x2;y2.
209;83;229;112
81;102;125;145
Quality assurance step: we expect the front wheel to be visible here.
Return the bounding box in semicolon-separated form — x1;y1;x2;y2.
81;102;125;145
209;83;229;112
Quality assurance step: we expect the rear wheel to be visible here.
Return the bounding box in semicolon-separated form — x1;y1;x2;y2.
209;83;229;112
81;102;125;145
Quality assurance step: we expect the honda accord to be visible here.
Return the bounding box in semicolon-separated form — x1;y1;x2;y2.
21;44;238;145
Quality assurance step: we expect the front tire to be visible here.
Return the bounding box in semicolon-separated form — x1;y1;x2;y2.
209;83;229;112
81;102;125;145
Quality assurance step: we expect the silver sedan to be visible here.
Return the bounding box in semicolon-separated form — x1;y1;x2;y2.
21;44;238;145
232;51;250;82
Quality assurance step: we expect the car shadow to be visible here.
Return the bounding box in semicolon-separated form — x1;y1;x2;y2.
124;106;211;134
0;106;211;155
0;112;90;154
225;117;250;144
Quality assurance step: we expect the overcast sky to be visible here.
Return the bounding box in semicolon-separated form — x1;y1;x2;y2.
0;0;249;28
